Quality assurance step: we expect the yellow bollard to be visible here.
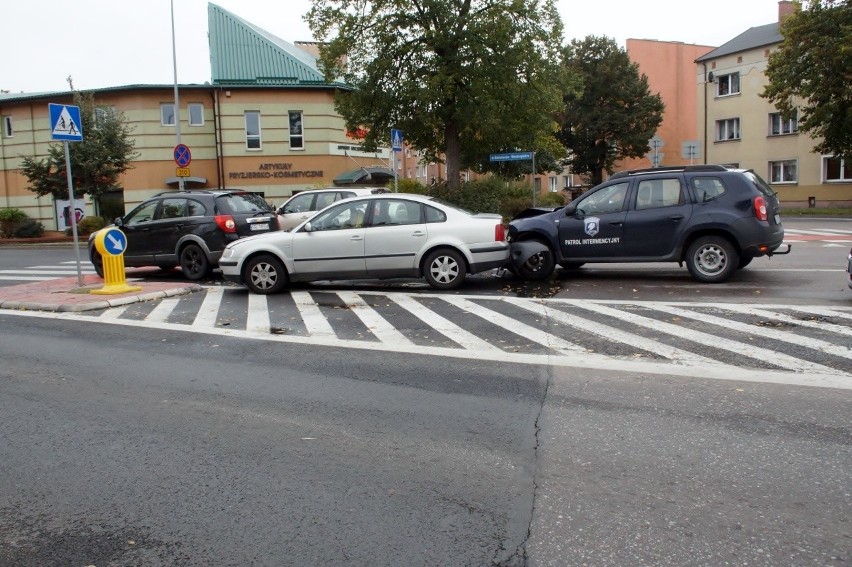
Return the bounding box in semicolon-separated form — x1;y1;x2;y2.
90;228;142;295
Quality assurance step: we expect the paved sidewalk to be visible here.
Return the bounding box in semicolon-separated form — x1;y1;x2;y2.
0;270;201;312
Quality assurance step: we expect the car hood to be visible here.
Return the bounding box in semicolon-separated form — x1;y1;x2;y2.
512;207;561;220
227;229;293;249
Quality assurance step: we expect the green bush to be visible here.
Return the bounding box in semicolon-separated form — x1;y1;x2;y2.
77;215;107;235
0;207;29;237
13;219;45;238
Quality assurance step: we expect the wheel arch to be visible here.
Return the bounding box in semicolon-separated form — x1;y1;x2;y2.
679;229;740;263
240;249;290;283
417;244;470;277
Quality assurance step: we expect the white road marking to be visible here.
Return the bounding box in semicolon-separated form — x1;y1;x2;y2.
191;286;224;328
246;293;270;334
290;290;336;338
145;297;180;323
335;291;412;345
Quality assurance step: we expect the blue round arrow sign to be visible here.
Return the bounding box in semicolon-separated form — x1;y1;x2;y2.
102;228;127;256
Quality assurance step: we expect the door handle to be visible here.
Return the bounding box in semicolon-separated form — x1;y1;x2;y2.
670;215;684;221
411;231;426;237
609;221;623;227
350;235;364;241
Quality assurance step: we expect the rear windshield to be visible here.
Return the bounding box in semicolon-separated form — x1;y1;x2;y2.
216;192;272;214
743;171;777;198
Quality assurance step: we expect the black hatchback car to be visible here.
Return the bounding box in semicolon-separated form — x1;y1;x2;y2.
89;190;279;280
508;165;790;283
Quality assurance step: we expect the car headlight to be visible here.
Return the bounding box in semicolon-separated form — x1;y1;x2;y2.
222;247;235;259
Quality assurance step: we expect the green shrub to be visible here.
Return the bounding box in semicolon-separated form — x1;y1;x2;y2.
13;219;45;238
77;215;107;235
0;207;29;237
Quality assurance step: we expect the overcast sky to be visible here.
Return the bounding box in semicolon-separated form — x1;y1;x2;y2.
3;0;783;93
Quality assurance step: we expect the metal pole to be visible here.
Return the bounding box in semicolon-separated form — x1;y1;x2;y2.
392;146;398;193
171;0;184;190
64;141;84;287
531;152;537;208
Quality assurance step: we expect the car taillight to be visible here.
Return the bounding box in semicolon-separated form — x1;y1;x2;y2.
753;196;768;221
495;224;505;241
215;214;237;233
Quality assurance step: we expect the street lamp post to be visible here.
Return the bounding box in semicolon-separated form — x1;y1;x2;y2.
170;0;184;190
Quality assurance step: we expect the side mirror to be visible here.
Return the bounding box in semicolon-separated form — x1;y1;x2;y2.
114;217;124;227
303;222;313;233
564;203;577;217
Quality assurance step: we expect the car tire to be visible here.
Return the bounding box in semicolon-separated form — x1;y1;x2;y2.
518;246;555;281
180;244;211;281
424;248;467;290
90;250;104;278
245;254;288;294
686;236;739;283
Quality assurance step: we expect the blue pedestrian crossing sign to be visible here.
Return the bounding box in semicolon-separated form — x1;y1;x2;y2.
98;227;128;256
49;104;83;141
391;128;403;152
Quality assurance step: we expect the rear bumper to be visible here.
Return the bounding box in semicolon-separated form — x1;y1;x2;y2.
468;243;510;274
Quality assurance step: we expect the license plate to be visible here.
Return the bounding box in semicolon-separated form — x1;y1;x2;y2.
250;223;269;231
774;214;781;224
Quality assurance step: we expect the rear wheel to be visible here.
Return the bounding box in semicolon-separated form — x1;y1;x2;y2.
686;236;739;283
179;244;211;281
518;246;555;281
423;248;467;290
245;254;288;294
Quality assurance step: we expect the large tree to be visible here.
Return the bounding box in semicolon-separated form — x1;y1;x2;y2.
20;90;138;200
555;36;664;186
761;0;852;159
306;0;564;189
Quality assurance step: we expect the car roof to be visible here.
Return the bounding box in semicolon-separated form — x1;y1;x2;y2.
288;187;390;196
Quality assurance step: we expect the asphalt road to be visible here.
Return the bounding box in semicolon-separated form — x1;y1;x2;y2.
1;315;849;566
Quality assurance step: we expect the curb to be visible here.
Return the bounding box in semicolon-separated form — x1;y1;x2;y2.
0;283;202;312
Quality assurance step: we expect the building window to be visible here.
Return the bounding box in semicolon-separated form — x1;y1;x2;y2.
245;111;261;150
824;157;852;182
769;160;797;184
716;118;740;142
716;72;740;97
161;103;175;126
549;176;558;192
769;112;797;136
289;111;303;150
94;107;115;129
188;103;204;126
2;116;12;137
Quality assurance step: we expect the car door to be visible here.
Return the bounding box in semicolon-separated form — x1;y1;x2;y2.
119;199;161;263
558;181;628;260
623;176;692;258
289;200;368;279
148;197;190;261
364;198;427;277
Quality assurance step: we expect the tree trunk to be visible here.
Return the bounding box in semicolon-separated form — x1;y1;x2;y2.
445;121;462;190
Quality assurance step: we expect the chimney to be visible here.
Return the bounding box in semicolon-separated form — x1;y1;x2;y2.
778;1;795;22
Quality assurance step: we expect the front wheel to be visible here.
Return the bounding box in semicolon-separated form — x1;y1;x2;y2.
245;254;288;294
686;236;739;283
180;244;211;281
518;247;555;281
424;248;467;290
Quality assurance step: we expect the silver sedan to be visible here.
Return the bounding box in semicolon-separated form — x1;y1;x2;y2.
220;193;510;292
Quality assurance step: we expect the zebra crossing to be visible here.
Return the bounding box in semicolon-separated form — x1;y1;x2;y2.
0;260;95;282
784;227;852;244
44;285;852;389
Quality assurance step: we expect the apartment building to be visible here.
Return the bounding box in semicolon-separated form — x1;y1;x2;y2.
696;1;851;207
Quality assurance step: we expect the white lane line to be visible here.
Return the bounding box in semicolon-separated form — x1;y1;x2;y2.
192;287;224;328
289;290;336;338
441;295;586;354
814;229;852;234
554;299;844;375
246;293;270;334
99;305;130;320
649;304;852;360
145;297;179;323
0;276;53;281
336;291;412;345
0;270;95;275
784;229;842;235
717;304;852;343
386;292;500;351
6;309;850;390
505;297;717;365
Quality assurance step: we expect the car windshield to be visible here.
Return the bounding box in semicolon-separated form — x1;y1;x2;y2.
218;192;272;214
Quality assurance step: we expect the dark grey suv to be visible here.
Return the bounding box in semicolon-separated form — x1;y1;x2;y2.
89;190;279;280
508;165;790;283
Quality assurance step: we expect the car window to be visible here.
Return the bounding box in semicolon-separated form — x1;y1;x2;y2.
187;199;206;216
310;201;369;231
158;198;187;219
219;193;271;214
384;200;422;225
282;193;314;214
315;192;338;209
125;200;159;224
635;179;684;210
424;205;446;223
691;177;727;203
743;170;777;198
576;182;628;215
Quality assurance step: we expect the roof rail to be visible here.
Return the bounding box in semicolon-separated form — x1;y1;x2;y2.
610;164;729;179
